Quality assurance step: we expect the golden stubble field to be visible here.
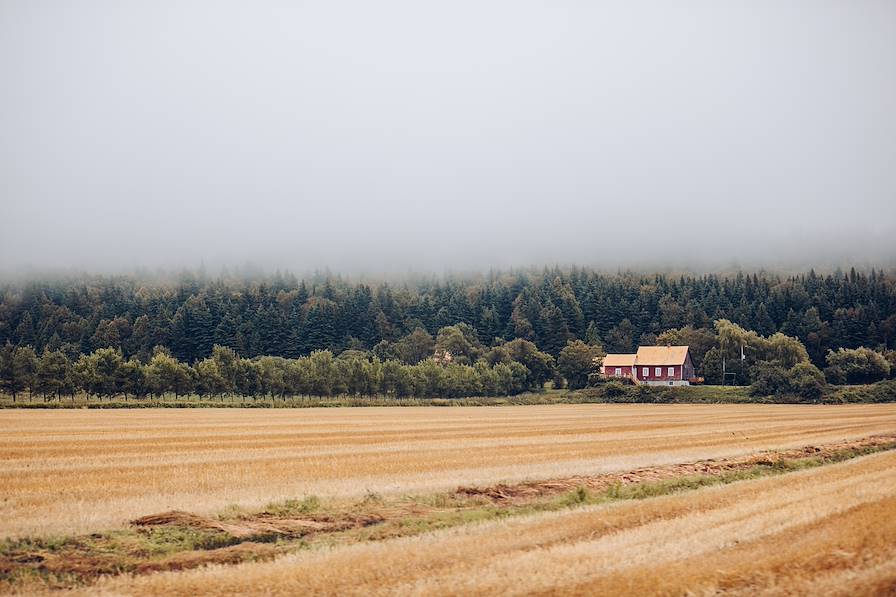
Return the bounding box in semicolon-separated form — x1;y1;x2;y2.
2;403;896;539
81;450;896;597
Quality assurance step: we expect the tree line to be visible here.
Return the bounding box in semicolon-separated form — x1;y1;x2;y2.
1;267;893;371
0;331;564;401
655;319;892;397
1;314;892;402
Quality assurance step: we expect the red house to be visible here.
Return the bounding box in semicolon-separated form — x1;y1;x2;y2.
602;345;694;386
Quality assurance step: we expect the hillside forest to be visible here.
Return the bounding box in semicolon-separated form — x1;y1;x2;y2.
1;267;894;400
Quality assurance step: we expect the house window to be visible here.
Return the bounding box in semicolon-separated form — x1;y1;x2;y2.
655;367;661;377
668;367;675;377
615;368;622;376
642;367;648;376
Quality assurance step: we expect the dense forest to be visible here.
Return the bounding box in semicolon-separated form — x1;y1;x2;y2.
1;267;895;401
1;267;894;365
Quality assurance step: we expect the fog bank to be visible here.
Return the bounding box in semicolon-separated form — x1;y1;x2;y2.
2;1;894;274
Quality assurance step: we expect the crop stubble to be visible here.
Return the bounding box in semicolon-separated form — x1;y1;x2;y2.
3;404;896;538
82;450;896;596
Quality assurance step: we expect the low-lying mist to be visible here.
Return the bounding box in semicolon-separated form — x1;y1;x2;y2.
2;1;894;276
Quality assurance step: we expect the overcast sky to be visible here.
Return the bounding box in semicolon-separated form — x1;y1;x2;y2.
1;0;894;275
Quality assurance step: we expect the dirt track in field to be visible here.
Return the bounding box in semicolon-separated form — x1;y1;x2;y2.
2;404;896;537
456;433;896;503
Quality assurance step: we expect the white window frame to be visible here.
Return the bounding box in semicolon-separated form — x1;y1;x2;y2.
668;366;675;377
642;367;649;376
655;367;661;377
615;367;622;376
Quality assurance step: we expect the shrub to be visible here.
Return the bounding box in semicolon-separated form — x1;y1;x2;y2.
750;361;826;401
826;379;896;403
824;365;846;385
825;347;891;384
603;382;627;398
787;362;826;401
587;372;608;386
749;362;789;397
884;350;896;378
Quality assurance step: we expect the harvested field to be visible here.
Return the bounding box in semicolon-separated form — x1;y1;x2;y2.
77;450;896;596
3;404;896;537
3;434;893;593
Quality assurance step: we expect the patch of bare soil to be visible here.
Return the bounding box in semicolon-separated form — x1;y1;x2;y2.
455;434;896;503
0;514;385;590
1;546;131;588
131;510;384;539
132;542;283;574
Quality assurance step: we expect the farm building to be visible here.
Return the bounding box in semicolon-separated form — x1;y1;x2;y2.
600;353;636;379
601;345;695;386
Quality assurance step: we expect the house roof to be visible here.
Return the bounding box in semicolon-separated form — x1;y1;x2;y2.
601;353;636;367
635;345;690;366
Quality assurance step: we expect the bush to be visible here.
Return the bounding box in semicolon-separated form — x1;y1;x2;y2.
823;365;846;385
587;372;609;386
750;361;826;401
826;379;896;404
749;363;789;397
787;362;826;401
884;351;896;379
603;382;627;397
825;347;891;385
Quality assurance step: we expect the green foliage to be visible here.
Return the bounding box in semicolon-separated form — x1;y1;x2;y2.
824;347;891;384
885;350;896;378
557;339;604;389
37;349;72;398
502;339;555;390
1;268;891;368
0;266;894;401
557;486;590;507
750;361;826;401
262;495;320;517
0;343;36;400
605;318;636;353
602;381;628;397
655;326;717;373
749;363;788;397
194;358;227;396
702;347;723;384
434;324;483;365
73;348;127;398
394;328;435;365
145;352;193;397
716;319;810;385
787;362;827;400
827;379;896;403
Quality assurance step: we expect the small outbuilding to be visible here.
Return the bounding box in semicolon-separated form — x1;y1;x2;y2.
602;345;695;386
600;353;636;379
